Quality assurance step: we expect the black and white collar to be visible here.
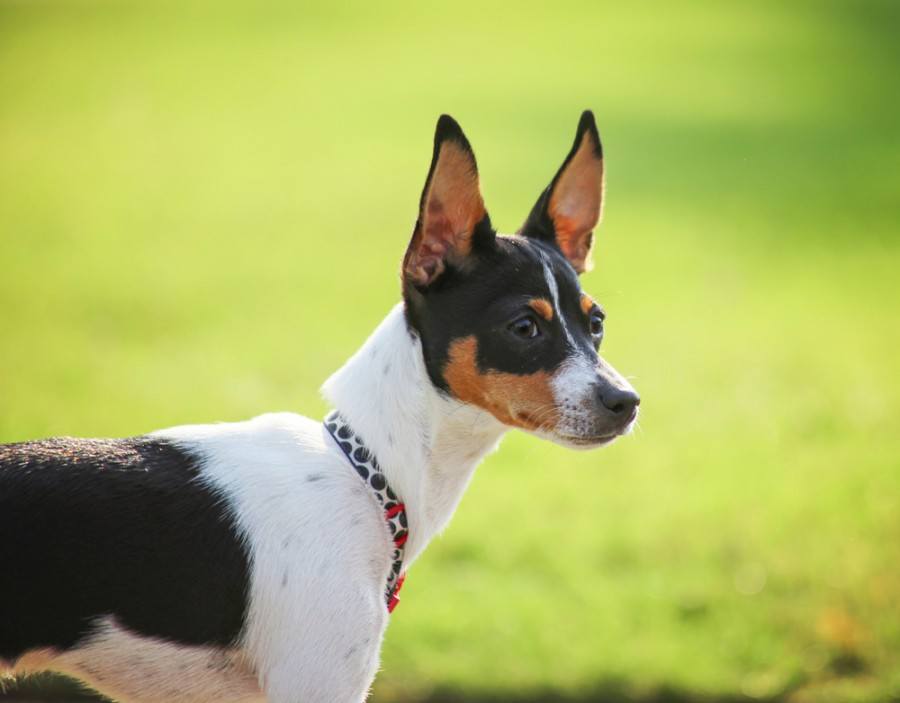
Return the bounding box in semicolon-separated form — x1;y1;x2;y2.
324;410;408;612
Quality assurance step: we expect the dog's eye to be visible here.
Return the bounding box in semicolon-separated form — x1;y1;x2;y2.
589;312;605;337
509;316;540;339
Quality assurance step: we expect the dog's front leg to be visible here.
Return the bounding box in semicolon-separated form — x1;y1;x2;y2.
248;583;388;703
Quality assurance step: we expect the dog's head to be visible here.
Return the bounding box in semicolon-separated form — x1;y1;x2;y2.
402;111;639;449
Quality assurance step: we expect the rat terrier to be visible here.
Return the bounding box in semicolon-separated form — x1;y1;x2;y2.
1;111;639;703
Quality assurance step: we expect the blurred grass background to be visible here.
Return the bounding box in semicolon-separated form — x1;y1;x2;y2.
1;1;899;701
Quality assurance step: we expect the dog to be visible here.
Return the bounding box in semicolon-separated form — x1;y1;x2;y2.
0;111;639;703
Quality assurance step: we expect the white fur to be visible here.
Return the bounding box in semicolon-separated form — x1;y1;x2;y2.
540;254;576;347
153;412;391;703
320;304;508;565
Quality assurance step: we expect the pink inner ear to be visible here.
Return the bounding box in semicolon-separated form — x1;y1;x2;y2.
405;140;486;285
424;200;452;243
548;132;604;274
418;215;450;276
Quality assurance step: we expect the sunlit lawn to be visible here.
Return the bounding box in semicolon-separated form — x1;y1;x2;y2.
1;1;898;701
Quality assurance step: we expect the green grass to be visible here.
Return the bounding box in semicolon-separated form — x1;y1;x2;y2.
1;1;899;701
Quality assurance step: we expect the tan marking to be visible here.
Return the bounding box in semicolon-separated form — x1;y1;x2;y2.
5;647;58;675
548;129;604;274
6;619;262;703
528;298;554;321
444;336;559;431
580;293;596;316
403;140;486;286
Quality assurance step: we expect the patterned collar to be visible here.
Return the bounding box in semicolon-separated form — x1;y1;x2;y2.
324;410;408;612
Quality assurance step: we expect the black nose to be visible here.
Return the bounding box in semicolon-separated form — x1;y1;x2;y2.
598;385;640;417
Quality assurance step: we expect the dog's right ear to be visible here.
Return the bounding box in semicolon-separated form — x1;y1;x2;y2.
403;115;493;288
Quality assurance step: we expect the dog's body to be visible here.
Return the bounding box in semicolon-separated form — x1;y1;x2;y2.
2;311;501;702
1;112;638;703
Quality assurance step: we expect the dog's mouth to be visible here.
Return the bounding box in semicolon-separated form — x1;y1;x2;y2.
552;432;620;449
525;427;623;450
542;408;639;450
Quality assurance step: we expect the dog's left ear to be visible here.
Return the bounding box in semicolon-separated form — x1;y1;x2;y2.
403;115;493;288
520;110;604;274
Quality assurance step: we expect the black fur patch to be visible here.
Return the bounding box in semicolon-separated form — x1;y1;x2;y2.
405;235;598;392
0;437;250;660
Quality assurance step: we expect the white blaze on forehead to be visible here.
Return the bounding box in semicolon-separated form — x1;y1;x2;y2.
539;251;595;428
540;253;575;347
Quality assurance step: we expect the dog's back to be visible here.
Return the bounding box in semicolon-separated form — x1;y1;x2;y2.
0;413;395;703
0;436;249;662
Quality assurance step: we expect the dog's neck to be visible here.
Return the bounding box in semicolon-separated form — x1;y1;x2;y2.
322;303;507;565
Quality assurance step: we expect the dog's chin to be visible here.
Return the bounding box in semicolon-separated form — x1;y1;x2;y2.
523;428;619;451
551;433;621;451
528;415;638;451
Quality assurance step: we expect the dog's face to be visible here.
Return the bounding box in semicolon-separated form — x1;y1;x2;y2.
403;112;639;449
